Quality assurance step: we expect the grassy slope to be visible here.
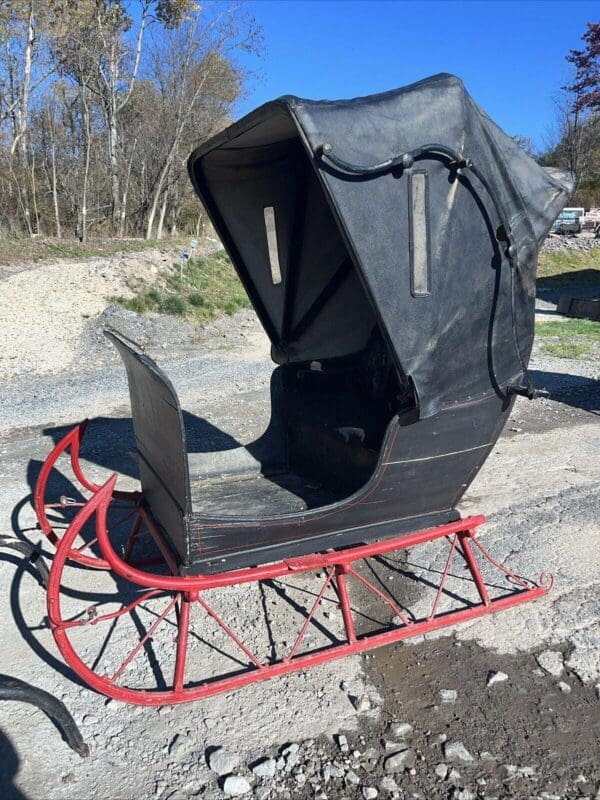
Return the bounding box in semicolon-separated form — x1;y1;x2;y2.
114;250;250;325
112;245;600;352
0;236;184;266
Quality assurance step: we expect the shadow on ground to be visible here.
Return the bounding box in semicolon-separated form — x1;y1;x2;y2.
0;729;28;800
536;268;600;295
531;369;599;415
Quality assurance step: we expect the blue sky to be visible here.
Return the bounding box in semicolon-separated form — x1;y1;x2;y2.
232;0;598;150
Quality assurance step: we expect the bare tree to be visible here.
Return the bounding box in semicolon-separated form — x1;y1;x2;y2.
44;100;62;237
540;22;600;205
72;1;196;233
0;0;259;238
144;5;258;238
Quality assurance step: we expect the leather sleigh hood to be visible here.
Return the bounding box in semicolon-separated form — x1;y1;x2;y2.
189;74;572;418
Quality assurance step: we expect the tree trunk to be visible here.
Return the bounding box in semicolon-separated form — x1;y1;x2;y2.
145;169;167;240
144;56;213;240
156;191;168;240
14;0;36;236
49;120;62;238
105;6;148;232
107;54;121;230
119;141;136;237
145;200;157;240
145;141;179;239
169;202;179;238
30;150;40;234
80;91;92;244
17;169;33;236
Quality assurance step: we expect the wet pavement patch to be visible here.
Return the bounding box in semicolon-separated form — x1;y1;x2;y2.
363;637;600;799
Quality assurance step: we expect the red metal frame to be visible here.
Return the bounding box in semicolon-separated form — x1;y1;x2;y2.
34;421;138;569
46;475;552;706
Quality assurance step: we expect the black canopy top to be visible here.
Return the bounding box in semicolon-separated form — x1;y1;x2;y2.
188;74;572;418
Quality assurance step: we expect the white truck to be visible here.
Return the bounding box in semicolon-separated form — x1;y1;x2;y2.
551;207;585;235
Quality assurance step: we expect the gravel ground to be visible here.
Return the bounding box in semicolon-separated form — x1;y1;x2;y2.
0;250;598;800
540;234;600;253
0;325;273;435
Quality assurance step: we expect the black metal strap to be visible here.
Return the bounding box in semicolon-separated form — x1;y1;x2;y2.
318;142;517;265
0;535;49;587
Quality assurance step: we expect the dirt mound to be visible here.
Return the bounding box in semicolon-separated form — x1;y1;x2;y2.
0;246;180;379
78;303;196;366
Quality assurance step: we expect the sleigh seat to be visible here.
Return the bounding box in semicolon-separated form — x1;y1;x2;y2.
106;328;461;575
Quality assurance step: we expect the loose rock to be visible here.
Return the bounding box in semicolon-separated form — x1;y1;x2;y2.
444;742;474;763
352;695;372;713
362;788;378;799
251;759;276;779
454;790;476;800
222;775;252;797
281;743;300;769
487;670;509;687
388;721;414;738
208;748;241;776
384;747;416;772
428;733;447;746
519;766;537;777
435;764;449;780
439;689;458;704
448;768;462;783
536;650;564;677
323;763;344;781
383;739;401;752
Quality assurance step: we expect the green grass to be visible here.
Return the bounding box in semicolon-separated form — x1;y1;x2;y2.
0;235;185;265
536;317;600;360
542;341;593;359
115;250;250;325
536;249;600;359
536;318;600;340
537;248;600;288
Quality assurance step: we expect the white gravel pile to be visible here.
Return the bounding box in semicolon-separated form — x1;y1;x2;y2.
0;247;182;380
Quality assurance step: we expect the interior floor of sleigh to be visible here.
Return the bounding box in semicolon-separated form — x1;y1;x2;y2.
184;343;400;520
188;464;337;517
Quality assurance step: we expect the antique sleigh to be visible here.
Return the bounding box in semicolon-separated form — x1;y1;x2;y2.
34;74;570;705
